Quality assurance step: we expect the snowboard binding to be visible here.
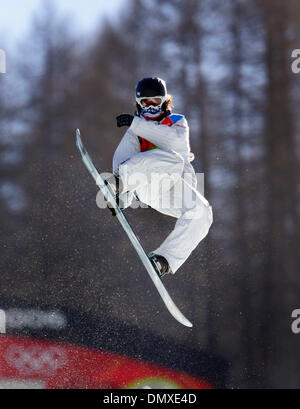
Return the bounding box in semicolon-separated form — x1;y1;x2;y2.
104;175;128;216
148;253;172;279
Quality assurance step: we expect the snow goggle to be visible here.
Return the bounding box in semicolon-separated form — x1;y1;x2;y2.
136;95;167;108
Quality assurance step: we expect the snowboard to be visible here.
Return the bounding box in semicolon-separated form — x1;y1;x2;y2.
75;129;193;328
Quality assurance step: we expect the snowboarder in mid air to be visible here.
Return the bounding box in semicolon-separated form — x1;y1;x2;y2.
109;77;213;278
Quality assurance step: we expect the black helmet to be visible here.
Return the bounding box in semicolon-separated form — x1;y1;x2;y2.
136;77;167;99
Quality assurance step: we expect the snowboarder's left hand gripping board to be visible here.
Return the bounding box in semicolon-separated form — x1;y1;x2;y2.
75;129;193;328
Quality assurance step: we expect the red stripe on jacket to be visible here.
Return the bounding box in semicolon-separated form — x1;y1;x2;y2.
139;116;174;152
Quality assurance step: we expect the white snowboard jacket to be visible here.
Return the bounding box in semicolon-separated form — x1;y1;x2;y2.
113;113;197;188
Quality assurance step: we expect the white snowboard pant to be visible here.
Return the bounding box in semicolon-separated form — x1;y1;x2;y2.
118;149;213;273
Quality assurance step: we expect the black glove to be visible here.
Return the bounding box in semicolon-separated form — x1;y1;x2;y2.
116;114;134;128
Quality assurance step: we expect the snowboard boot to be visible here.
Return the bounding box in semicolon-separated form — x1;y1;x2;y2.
104;174;131;216
148;252;172;278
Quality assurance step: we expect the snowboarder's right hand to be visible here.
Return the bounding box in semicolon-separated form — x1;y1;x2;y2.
116;114;134;128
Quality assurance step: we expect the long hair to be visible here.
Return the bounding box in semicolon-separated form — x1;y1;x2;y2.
165;95;174;112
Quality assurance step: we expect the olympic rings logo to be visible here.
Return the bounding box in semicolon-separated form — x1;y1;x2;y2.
5;345;68;376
